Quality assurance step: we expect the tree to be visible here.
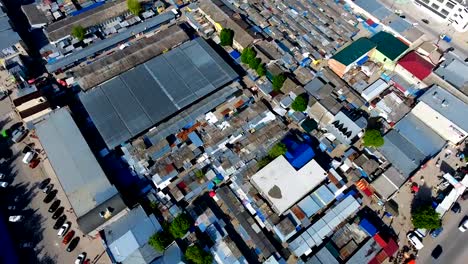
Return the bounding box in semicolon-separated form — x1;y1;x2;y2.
291;94;308;112
256;63;266;76
271;73;286;91
412;206;441;229
248;57;261;70
127;0;142;16
149;231;174;252
240;47;256;64
268;143;287;158
362;129;384;147
194;170;204;179
219;28;234;46
71;25;85;41
185;245;213;264
257;157;272;169
170;214;191;238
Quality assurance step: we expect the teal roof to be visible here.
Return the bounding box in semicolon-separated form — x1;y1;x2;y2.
332;38;376;66
370;31;408;61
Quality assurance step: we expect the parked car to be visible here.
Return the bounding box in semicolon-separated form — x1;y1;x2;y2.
22;151;34;164
83;259;90;264
52;207;64;220
7;205;15;210
48;200;61;213
57;222;71;237
430;227;443;238
0;173;4;179
67;237;80;252
75;252;86;264
0;90;9;100
407;232;424;250
43;184;54;194
461;191;468;200
29;159;40;169
431;245;443;259
11;127;28;143
62;230;75;244
0;181;8;188
451;202;461;213
39;178;51;190
459;219;468;232
9;215;24;222
422;18;430;24
53;215;67;229
43;190;57;203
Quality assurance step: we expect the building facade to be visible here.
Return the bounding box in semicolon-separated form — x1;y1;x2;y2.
414;0;468;32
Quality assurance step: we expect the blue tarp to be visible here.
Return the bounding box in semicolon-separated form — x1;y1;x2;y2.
230;50;241;59
356;55;369;66
70;1;105;16
359;219;378;236
188;132;203;147
283;138;315;169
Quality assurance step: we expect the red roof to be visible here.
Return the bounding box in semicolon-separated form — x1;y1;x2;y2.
398;51;433;80
368;257;380;264
383;239;399;256
373;233;387;247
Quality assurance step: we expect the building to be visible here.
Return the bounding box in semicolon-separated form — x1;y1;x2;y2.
80;37;238;149
328;38;377;77
325;111;363;146
361;79;389;102
394;51;434;88
0;8;24;58
371;166;407;200
101;205;163;264
250;156;328;215
21;3;48;29
379;112;446;176
411;85;468;144
35;108;127;235
414;0;468;32
434;51;468;95
369;31;408;69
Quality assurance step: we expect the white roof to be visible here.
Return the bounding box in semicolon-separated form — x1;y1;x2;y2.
250;156;327;214
361;79;388;102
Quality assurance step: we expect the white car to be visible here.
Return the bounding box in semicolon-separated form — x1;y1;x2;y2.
9;215;24;222
407;232;424;250
75;252;86;264
459;219;468;232
22;151;34;164
57;222;71;237
0;181;8;188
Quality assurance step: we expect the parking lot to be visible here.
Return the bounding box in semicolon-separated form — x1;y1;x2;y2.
0;99;110;264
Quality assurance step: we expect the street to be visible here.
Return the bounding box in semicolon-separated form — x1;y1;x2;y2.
0;98;110;263
378;0;468;57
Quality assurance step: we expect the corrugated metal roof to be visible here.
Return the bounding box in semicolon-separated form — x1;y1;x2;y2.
332;38;376;66
35;108;119;217
434;52;468;90
80;38;238;149
0;11;21;51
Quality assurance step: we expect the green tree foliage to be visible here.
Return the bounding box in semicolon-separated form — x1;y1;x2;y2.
412;206;441;230
256;63;266;76
268;143;287;158
291;94;308;112
195;170;204;179
127;0;142;15
71;25;85;41
219;28;234;46
271;74;286;91
362;129;384;147
169;214;191;238
257;157;271;169
148;231;174;252
240;47;256;64
248;57;261;70
185;245;213;264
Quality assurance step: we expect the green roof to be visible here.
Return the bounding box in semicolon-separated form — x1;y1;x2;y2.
332;38;376;66
370;31;408;61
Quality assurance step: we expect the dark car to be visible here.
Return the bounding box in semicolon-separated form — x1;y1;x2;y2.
53;215;67;229
431;245;443;259
431;227;444;238
66;237;80;252
462;191;468;200
451;202;461;213
62;230;75;244
22;145;33;154
39;178;51;190
43;184;54;194
43;190;57;203
52;206;64;220
422;19;430;24
48;200;61;213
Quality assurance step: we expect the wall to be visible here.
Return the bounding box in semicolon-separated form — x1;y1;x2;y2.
393;64;428;89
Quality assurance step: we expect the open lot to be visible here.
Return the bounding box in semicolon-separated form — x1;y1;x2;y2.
0;99;111;264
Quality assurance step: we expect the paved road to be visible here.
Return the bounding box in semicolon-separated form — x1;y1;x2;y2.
416;199;468;263
378;0;468;57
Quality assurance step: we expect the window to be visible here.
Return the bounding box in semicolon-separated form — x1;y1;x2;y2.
421;0;430;3
441;9;450;15
431;3;440;9
436;0;443;2
446;2;455;9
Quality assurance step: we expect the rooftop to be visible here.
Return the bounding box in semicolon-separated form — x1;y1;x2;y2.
103;205;162;263
371;166;406;199
0;9;21;51
21;4;48;27
398;51;434;80
35;108;120;218
370;31;408;61
250;156;328;215
332;38;376;66
434;52;468;93
418;85;468;132
80;37;238;149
